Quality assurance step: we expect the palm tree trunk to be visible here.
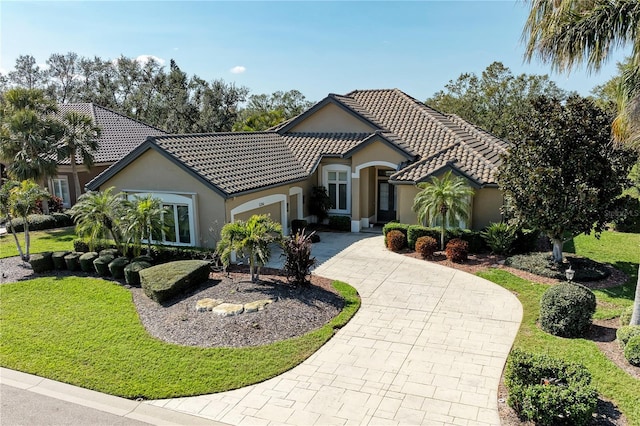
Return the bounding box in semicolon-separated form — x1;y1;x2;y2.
249;256;256;282
5;214;26;262
70;149;82;204
631;265;640;325
440;213;446;250
23;220;31;262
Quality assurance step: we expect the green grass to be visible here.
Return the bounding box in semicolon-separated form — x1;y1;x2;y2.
478;268;640;426
0;276;360;399
0;227;76;259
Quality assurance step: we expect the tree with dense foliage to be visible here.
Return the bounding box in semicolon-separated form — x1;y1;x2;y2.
522;0;640;325
8;55;46;90
234;90;313;131
426;61;568;141
57;111;101;201
0;179;50;261
217;215;283;282
69;187;126;251
123;194;168;256
0;88;63;182
412;171;474;250
498;95;635;263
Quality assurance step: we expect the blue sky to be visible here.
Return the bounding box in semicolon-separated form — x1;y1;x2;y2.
0;1;630;102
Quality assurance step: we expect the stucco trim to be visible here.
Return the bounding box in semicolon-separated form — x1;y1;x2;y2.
289;186;304;220
343;133;415;160
352;161;398;179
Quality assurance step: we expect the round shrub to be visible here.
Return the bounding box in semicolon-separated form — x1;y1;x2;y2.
108;257;130;279
79;252;99;272
28;252;53;273
445;238;468;263
619;305;633;327
386;230;407;252
617;325;640;348
51;251;71;270
624;335;640;366
93;254;115;276
540;282;596;337
415;236;438;259
99;248;120;258
505;349;597;426
132;255;154;264
64;252;82;271
124;261;152;286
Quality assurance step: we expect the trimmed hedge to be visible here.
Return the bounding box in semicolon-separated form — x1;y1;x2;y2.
624;335;640;366
108;257;130;279
386;230;407;252
132;255;154;264
99;248;120;258
540;282;596;337
617;325;640;348
328;215;351;232
620;305;633;327
7;213;73;232
63;252;82;271
124;261;152;286
28;252;53;273
448;228;485;253
93;255;115;276
51;251;71;269
415;236;438;259
504;350;597;426
79;252;99;272
140;260;211;303
73;239;115;254
407;225;439;250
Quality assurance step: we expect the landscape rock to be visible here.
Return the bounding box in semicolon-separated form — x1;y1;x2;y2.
195;298;224;312
244;298;275;313
212;303;244;317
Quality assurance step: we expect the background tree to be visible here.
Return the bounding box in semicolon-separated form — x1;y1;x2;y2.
69;187;126;251
57;111;101;200
522;0;640;325
426;61;568;141
0;88;62;182
234;90;313;131
498;95;635;263
8;55;46;90
217;214;282;282
46;52;80;103
412;170;474;250
192;78;249;132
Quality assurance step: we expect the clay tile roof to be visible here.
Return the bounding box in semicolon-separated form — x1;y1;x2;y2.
282;132;372;173
152;132;308;195
56;103;166;164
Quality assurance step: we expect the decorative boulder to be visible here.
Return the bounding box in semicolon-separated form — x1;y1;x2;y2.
212;303;244;317
196;298;224;312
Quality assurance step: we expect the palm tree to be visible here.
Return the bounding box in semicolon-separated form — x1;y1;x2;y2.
217;214;283;282
123;194;168;256
58;111;101;202
523;0;640;325
412;171;474;250
69;187;125;251
0;88;62;182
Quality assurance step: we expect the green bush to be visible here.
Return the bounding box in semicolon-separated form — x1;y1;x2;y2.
415;236;438;259
99;248;119;258
481;222;517;255
512;228;541;254
140;260;211;303
540;282;596;337
108;257;130;279
382;223;409;246
386;230;407;252
124;261;152;286
617;325;640;347
447;228;485;253
291;219;308;235
624;335;640;366
79;252;99;272
445;238;468;263
28;252;54;273
505;252;610;281
149;245;216;264
93;255;115;276
51;251;71;269
73;239;115;254
620;305;633;327
132;255;154;264
407;225;439;249
63;252;82;271
328;215;351;232
51;213;73;228
8;214;57;232
504;349;597;426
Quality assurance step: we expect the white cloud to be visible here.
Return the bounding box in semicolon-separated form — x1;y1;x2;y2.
135;55;165;66
230;65;246;74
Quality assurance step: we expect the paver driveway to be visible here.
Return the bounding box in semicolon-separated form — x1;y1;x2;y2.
148;236;522;425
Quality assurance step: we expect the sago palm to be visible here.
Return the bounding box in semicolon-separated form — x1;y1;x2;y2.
217;214;283;282
412;171;474;250
523;0;640;324
69;187;125;251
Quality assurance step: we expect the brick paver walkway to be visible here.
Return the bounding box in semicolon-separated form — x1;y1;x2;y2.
147;236;522;425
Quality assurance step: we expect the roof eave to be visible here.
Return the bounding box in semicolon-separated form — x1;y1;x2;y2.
342;132;415;160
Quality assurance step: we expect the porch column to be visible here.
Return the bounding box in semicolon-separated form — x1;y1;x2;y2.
351;176;361;232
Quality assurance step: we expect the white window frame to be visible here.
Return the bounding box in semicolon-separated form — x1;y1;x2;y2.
323;164;351;214
50;176;71;208
126;192;196;247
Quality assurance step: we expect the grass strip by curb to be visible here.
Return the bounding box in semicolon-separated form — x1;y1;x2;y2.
0;276;360;400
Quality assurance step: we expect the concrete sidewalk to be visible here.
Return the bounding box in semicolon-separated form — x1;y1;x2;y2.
149;236;522;425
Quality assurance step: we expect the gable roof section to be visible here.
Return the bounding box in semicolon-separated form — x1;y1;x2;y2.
56;103;166;165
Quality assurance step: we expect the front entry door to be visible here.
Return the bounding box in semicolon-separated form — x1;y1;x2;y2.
377;181;396;223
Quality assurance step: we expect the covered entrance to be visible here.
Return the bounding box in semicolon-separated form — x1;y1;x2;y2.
377;169;396;223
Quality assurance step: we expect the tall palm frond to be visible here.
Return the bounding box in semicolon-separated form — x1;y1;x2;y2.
69;187;125;251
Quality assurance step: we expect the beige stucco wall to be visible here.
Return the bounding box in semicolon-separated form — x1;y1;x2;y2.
56;164;110;205
95;149;226;248
397;184;421;225
289;103;376;133
350;139;407;171
235;202;282;225
471;187;503;229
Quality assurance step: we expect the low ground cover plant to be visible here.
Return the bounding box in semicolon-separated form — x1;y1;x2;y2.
505;252;610;281
539;282;596;337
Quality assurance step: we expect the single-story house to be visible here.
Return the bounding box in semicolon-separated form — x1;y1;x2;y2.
50;103;166;207
87;89;508;248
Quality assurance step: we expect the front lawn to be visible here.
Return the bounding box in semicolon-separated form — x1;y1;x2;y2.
0;276;359;399
0;227;76;259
